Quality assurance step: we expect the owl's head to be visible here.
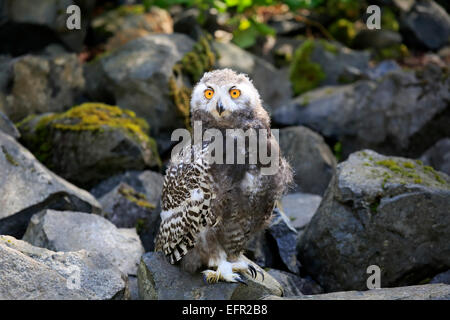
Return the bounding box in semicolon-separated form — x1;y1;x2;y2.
190;69;265;127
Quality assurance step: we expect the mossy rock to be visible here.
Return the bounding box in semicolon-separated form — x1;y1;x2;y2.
289;38;369;95
169;35;217;129
17;103;161;188
289;40;326;95
298;149;450;292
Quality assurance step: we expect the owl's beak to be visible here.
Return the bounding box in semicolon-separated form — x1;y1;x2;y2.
216;100;225;115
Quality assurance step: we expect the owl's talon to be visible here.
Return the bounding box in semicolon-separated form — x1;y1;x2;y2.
202;269;220;284
235;274;248;286
248;265;257;279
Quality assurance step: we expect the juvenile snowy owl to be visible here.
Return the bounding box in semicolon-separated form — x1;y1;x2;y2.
155;69;292;284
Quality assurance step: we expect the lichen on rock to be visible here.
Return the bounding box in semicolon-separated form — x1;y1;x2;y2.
118;184;156;210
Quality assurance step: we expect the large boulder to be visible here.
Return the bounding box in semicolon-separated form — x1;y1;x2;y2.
278;126;336;195
213;41;293;111
399;0;450;50
84;33;195;136
22;209;145;276
137;252;283;300
0;47;85;122
0;0;95;54
91;170;164;251
0;235;128;300
265;284;450;300
298;150;450;292
273;64;450;159
17;103;161;188
0;131;100;238
420;138;450;176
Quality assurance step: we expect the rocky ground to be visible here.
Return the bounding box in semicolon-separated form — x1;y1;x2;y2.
0;0;449;300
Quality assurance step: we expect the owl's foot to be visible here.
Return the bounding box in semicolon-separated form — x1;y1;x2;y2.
202;262;248;285
231;260;265;281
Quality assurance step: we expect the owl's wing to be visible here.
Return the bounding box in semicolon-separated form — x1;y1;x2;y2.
155;145;217;264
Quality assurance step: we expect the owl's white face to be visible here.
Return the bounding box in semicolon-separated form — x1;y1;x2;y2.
190;70;261;121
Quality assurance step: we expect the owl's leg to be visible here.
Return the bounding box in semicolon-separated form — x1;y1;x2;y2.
231;258;265;281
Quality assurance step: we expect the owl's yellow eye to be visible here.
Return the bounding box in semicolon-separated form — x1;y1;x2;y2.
204;89;214;99
230;88;241;99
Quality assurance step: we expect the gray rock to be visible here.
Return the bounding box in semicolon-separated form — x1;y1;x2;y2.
22;209;145;276
17;104;160;188
430;270;450;285
85;33;195;136
0;131;101;238
213;41;293;112
279;126;336;195
280;192;322;230
92;171;164;251
0;235;128;300
245;231;278;270
137;251;283;300
353;29;402;50
128;275;140;300
92;6;174;51
245;207;304;273
268;208;301;275
91;170;164;203
97;182;157;230
420;138;450;176
173;8;204;40
0;110;19;138
265;284;450;300
0;47;85;122
273;64;450;158
366;60;401;80
400;0;450;50
267;269;323;296
2;0;94;53
298;149;450;292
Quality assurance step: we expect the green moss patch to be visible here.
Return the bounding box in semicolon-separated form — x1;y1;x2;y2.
169;35;217;129
290;40;326;96
365;155;449;188
116;4;146;16
381;7;399;32
328;19;356;47
376;44;409;61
